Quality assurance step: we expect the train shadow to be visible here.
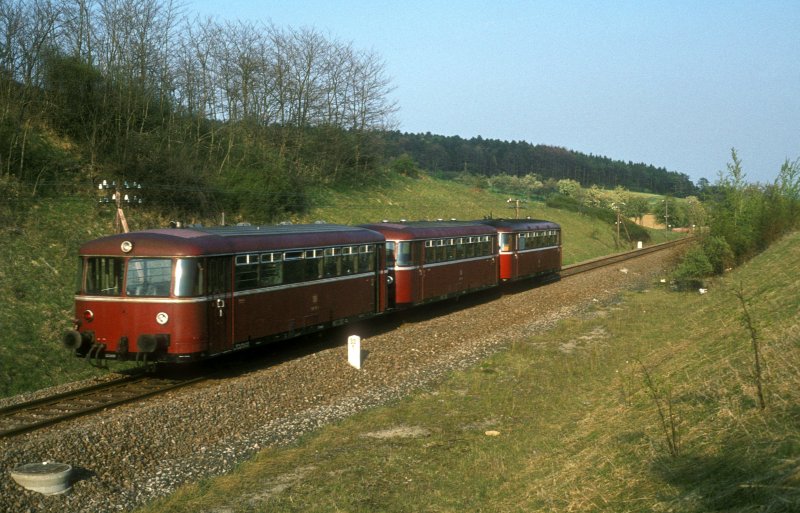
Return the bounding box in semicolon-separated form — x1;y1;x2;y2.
154;274;558;381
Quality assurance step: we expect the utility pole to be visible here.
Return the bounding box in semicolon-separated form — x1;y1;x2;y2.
98;179;143;233
506;198;526;218
663;198;670;238
612;202;626;248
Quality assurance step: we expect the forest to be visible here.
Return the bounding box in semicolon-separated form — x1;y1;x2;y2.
383;132;697;196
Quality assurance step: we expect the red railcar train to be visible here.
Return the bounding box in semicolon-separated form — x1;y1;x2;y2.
63;219;560;363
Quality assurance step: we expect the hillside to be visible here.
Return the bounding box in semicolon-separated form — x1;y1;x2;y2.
0;174;669;398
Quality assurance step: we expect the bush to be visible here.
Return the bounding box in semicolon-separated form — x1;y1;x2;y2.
702;236;735;275
213;164;308;224
671;245;713;290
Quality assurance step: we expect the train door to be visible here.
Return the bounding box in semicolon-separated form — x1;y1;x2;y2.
416;241;426;302
207;257;232;355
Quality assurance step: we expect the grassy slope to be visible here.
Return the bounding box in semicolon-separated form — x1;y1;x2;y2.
142;232;800;512
0;173;656;397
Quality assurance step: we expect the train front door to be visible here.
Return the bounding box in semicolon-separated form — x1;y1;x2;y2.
207;257;232;355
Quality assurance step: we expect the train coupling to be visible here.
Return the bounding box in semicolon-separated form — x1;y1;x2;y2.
85;342;107;368
62;329;94;354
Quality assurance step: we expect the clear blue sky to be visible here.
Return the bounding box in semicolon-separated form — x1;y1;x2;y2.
188;0;799;186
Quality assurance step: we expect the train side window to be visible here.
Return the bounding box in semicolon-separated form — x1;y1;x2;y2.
445;239;456;260
208;257;231;295
234;254;259;290
324;247;341;277
385;242;395;267
517;233;526;251
358;245;374;272
283;251;305;283
86;257;124;296
396;242;413;266
260;252;283;286
465;237;476;258
341;246;357;275
455;238;466;259
305;249;323;280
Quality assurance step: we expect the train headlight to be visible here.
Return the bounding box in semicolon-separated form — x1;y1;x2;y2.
156;312;169;325
120;240;133;253
83;310;94;323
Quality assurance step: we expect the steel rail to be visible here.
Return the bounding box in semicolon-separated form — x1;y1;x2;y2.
561;237;694;278
0;375;207;438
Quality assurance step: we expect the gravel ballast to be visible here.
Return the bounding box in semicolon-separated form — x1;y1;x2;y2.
1;249;680;512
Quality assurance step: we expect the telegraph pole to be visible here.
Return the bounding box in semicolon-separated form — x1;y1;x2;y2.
506;198;527;218
98;179;143;233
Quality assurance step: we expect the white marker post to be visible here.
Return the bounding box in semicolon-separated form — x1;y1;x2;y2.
348;335;362;369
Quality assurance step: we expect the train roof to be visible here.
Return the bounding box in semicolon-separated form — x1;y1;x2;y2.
78;224;385;257
478;218;561;231
360;220;497;240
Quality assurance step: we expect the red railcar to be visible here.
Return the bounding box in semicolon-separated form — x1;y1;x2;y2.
63;224;387;363
360;221;499;308
478;219;562;281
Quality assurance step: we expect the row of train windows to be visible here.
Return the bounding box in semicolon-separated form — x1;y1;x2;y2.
517;230;560;250
423;236;494;264
234;245;376;290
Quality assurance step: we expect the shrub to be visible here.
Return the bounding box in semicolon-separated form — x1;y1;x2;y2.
702;236;735;275
671;245;713;290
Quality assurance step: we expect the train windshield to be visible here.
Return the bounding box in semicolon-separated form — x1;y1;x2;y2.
85;257;124;295
126;258;172;297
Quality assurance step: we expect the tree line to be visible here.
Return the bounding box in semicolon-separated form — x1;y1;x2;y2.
1;0;397;220
382;132;698;197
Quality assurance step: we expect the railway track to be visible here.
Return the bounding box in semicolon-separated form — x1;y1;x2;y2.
1;236;692;440
562;237;693;277
0;374;206;438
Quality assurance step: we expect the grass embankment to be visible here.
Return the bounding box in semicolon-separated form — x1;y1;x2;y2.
1;173;652;398
142;232;800;512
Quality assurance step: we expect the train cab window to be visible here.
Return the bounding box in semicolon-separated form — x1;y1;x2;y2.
174;258;203;297
86;257;124;296
126;258;172;297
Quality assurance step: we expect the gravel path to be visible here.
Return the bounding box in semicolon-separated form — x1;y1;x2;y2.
1;249;680;512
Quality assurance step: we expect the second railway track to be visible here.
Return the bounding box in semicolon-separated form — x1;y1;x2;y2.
0;374;207;438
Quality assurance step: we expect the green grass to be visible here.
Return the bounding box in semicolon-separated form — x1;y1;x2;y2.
0;173;667;397
140;232;800;512
297;173;648;265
